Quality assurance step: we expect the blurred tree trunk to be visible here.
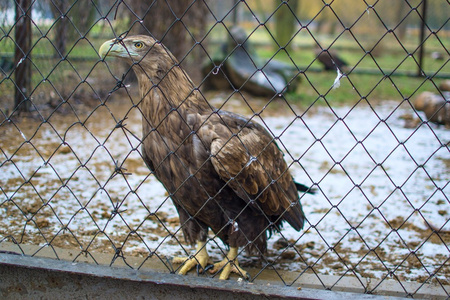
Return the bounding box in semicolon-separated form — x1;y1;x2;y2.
274;0;300;50
49;0;68;57
395;0;409;40
14;0;32;112
130;0;208;82
49;0;98;57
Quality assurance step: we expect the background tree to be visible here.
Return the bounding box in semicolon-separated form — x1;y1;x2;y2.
394;0;410;40
14;0;32;112
49;0;68;57
273;0;300;50
48;0;98;57
129;0;209;83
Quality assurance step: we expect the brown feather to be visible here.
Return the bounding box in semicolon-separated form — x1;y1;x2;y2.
101;35;310;254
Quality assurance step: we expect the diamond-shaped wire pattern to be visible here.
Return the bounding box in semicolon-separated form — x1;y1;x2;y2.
1;0;449;297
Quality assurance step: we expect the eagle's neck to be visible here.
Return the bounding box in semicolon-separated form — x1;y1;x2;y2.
133;63;209;129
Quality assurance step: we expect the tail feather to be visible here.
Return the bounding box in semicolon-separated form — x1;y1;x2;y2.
283;181;315;231
284;200;305;231
295;182;316;194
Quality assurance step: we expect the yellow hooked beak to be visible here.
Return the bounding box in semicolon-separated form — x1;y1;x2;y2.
99;39;131;59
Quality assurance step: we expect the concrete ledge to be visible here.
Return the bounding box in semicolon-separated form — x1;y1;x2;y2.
1;252;412;300
0;242;448;299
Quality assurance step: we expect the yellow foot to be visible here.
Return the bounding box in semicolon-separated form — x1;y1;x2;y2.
208;247;250;280
173;241;212;275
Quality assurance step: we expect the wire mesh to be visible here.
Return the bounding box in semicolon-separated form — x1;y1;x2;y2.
0;0;449;297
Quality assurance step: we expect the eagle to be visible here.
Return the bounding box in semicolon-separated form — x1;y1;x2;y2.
99;35;313;280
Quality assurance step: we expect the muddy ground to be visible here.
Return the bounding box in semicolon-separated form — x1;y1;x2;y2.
0;90;449;288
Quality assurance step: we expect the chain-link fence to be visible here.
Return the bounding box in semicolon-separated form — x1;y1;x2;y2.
1;0;449;298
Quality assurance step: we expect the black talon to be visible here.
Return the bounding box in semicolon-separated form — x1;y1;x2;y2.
197;263;214;275
244;272;252;281
166;257;176;274
196;263;202;275
203;264;215;273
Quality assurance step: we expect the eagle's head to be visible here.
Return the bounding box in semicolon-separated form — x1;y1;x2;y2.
99;35;178;78
99;35;163;59
99;34;195;105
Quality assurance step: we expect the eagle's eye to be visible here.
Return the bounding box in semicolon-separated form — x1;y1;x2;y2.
134;42;144;49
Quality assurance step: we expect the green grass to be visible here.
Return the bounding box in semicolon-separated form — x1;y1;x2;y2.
1;28;448;110
0;22;109;59
254;37;449;106
287;71;444;108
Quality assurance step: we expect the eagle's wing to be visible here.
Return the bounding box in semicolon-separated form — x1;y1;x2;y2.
206;112;305;231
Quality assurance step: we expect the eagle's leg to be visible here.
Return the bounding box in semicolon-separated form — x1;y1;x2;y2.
173;241;211;275
209;247;250;280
